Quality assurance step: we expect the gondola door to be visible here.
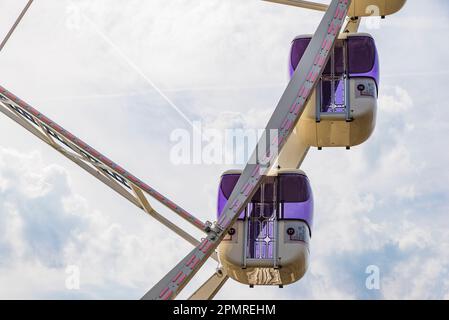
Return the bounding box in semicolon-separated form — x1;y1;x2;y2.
244;177;279;267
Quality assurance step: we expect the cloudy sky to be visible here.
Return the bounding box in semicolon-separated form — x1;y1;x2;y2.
0;0;448;299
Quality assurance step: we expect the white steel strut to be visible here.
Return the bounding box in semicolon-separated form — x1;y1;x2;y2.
188;269;229;300
142;0;352;300
0;0;34;53
0;86;220;262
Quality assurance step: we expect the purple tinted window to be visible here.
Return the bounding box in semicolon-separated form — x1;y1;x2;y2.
279;174;310;203
321;80;346;113
218;173;313;225
247;209;275;259
323;42;345;76
220;174;240;199
251;183;275;203
281;202;313;225
279;174;313;226
348;36;376;74
217;174;245;220
290;37;311;71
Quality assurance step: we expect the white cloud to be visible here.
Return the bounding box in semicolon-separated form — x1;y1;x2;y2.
378;86;413;114
0;147;196;299
395;184;417;200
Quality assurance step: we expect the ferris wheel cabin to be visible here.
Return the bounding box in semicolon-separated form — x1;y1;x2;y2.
290;33;379;148
217;170;313;286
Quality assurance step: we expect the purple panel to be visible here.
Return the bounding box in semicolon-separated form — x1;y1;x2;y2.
263;242;268;259
268;221;274;238
348;36;376;73
290;35;380;89
279;174;310;202
282;202;314;229
217;174;245;220
255;242;261;259
350;52;379;88
289;37;312;78
335;80;345;105
323;43;345;76
348;36;380;87
321;79;346;113
261;242;267;259
252;184;275;203
268;241;273;259
220;174;240;198
279;173;314;230
257;221;268;239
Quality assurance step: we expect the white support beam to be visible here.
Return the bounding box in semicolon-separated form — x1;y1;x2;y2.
342;16;361;33
0;86;208;233
0;0;34;52
0;86;220;262
188;269;229;300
